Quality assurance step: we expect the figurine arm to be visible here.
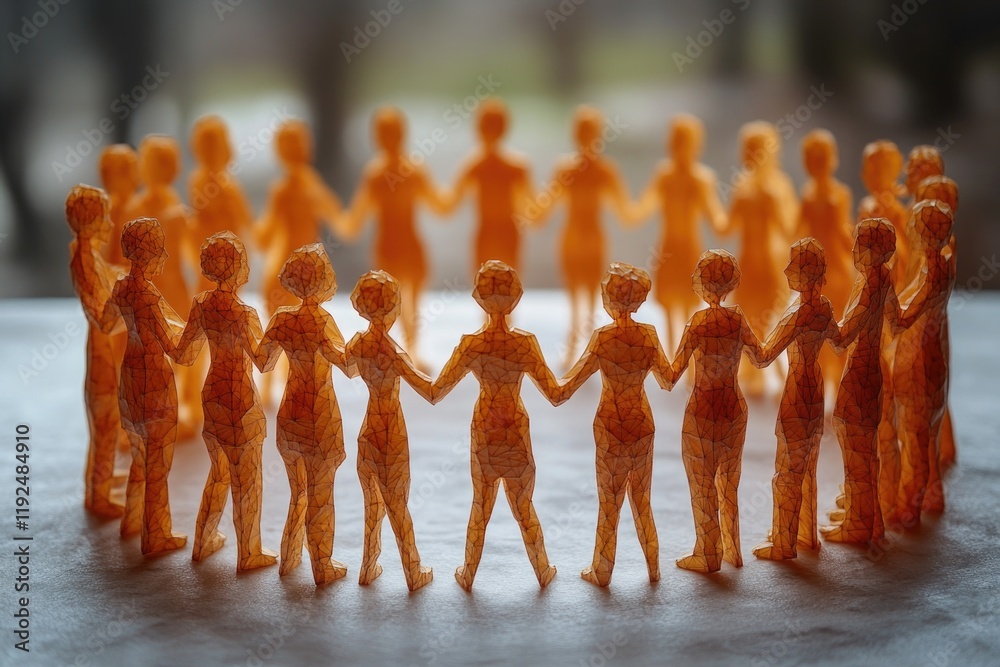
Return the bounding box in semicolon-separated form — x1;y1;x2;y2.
628;176;660;227
418;169;452;216
738;307;766;367
430;336;472;404
97;280;123;335
605;165;632;225
526;334;566;407
527;167;566;228
318;312;352;376
720;195;743;236
668;324;696;385
701;171;728;235
891;277;927;334
757;309;797;367
559;331;600;401
255;315;284;373
395;348;434;403
171;301;205;365
652;333;674;391
315;175;344;236
831;280;865;354
339;173;376;241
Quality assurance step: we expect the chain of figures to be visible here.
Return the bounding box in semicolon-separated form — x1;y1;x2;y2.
65;100;957;590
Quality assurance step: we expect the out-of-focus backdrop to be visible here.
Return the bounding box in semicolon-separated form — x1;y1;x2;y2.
1;0;998;298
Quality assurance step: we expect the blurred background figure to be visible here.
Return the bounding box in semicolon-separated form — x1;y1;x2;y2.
1;0;998;299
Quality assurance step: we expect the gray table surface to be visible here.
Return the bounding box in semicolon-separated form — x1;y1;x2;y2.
1;291;998;667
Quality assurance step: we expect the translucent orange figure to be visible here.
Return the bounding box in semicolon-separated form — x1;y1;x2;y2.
796;129;855;393
432;261;563;591
98;217;187;555
894;201;955;524
256;120;342;405
189;116;254;277
668;250;764;572
345;271;435;591
66;186;125;518
256;244;349;584
821;218;909;545
558;263;671;586
858;141;908;284
340;107;450;360
532;106;632;365
98;145;140;266
721;122;797;395
449;98;532;275
750;239;840;560
632;114;727;349
172;232;277;571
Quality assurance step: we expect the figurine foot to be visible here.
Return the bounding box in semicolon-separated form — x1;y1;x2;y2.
192;531;226;562
278;552;302;576
406;566;434;592
675;552;721;573
238;548;278;571
537;565;557;588
723;550;743;568
580;566;609;587
797;536;820;551
314;559;348;585
752;541;795;560
359;562;383;585
454;565;474;591
922;490;945;514
87;498;125;519
819;523;868;544
827;508;846;523
119;516;141;538
143;533;187;556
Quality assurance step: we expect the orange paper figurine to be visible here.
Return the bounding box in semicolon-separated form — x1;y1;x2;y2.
721;121;797;395
432;261;563;591
172;232;277;571
256;120;342;405
750;239;840;559
796;129;855;392
858;141;908;284
821;218;910;544
345;270;435;591
632;114;727;349
668;250;764;572
67;185;125;518
449;98;532;274
893;201;955;523
98;217;187;555
98;145;140;267
558;263;671;586
668;250;761;572
340;107;450;362
532;106;632;365
256;244;349;584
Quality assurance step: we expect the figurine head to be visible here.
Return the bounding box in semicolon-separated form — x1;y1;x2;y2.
914;175;958;213
352;270;401;329
909;200;954;252
860;141;902;194
66;184;112;244
191;116;234;172
280;243;336;303
138;135;181;187
477;98;508;148
473;260;523;316
275;120;313;167
853;218;896;270
802;129;838;179
120;217;167;279
573;105;604;154
601;263;652;321
373;107;405;155
905;145;944;195
99;145;139;199
200;230;249;290
669;114;704;165
693;249;741;306
739;121;780;173
785;237;827;293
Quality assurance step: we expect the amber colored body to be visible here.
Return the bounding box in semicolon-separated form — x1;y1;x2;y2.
560;264;671;586
432;261;563;591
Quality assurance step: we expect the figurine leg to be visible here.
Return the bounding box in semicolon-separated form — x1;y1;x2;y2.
306;456;346;585
84;332;125;518
627;445;659;583
278;448;307;576
582;452;627;587
922;415;946;513
755;431;796;561
382;481;432;591
678;433;722;573
456;473;500;591
359;472;386;585
504;473;556;589
939;407;956;468
822;420;878;543
797;437;822;551
717;443;744;568
192;436;230;562
877;373;900;524
895;404;939;523
227;442;277;571
119;429;145;538
399;280;420;356
140;420;186;555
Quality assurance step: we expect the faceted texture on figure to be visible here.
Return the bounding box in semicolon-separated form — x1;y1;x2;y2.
893;201;955;524
750;239;840;559
669;250;764;572
345;270;435;591
98;217;187;555
631;114;727;350
432;261;563;591
530;106;633;367
173;232;277;572
340;108;450;366
257;244;349;584
67;186;127;518
559;263;671;586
